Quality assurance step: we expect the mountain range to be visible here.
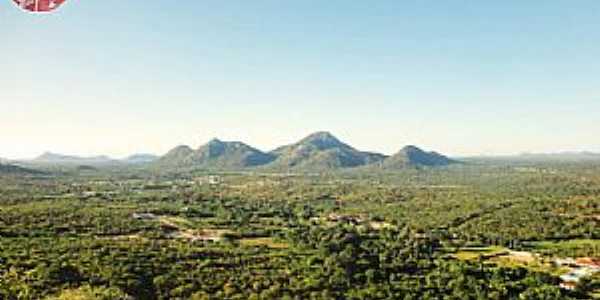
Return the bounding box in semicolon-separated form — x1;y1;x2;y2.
466;151;600;163
5;134;600;173
156;131;457;171
4;132;458;172
33;152;117;165
516;152;600;162
26;152;159;166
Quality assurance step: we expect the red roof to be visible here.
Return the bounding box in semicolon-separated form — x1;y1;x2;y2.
576;257;600;268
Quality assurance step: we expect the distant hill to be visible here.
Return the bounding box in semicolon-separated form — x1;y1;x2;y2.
266;132;386;171
465;152;600;164
157;139;275;169
378;145;457;169
76;165;100;172
516;152;600;162
27;152;159;166
124;154;159;164
0;163;41;175
32;152;118;165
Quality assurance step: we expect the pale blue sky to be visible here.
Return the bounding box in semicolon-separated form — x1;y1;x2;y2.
1;1;599;159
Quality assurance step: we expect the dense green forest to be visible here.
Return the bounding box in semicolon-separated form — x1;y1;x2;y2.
0;163;599;299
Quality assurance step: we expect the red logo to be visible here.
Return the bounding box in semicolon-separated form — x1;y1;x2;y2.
12;0;67;12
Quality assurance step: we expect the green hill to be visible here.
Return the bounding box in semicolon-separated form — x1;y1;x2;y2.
265;132;386;171
379;145;457;169
157;139;275;170
157;145;195;166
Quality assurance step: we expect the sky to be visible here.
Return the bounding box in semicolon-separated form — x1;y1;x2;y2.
1;1;600;159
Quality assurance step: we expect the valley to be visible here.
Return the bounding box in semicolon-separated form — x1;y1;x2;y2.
0;162;598;299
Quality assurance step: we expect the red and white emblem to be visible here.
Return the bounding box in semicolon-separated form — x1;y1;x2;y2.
12;0;67;12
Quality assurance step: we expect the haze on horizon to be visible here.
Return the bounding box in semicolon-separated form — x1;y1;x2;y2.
2;1;600;160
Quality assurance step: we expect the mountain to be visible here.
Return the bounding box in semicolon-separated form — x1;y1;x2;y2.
124;154;159;164
155;145;195;167
194;139;276;168
266;132;387;171
379;145;457;169
157;139;275;169
32;152;118;165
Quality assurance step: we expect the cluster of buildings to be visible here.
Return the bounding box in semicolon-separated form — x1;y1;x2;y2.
556;257;600;290
195;175;223;185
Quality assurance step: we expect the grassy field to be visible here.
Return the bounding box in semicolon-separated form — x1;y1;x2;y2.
527;239;600;257
452;246;508;261
239;237;289;249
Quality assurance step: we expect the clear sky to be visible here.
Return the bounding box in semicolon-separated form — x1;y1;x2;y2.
2;1;599;159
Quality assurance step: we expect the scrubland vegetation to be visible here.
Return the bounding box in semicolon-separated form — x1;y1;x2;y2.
0;163;599;299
